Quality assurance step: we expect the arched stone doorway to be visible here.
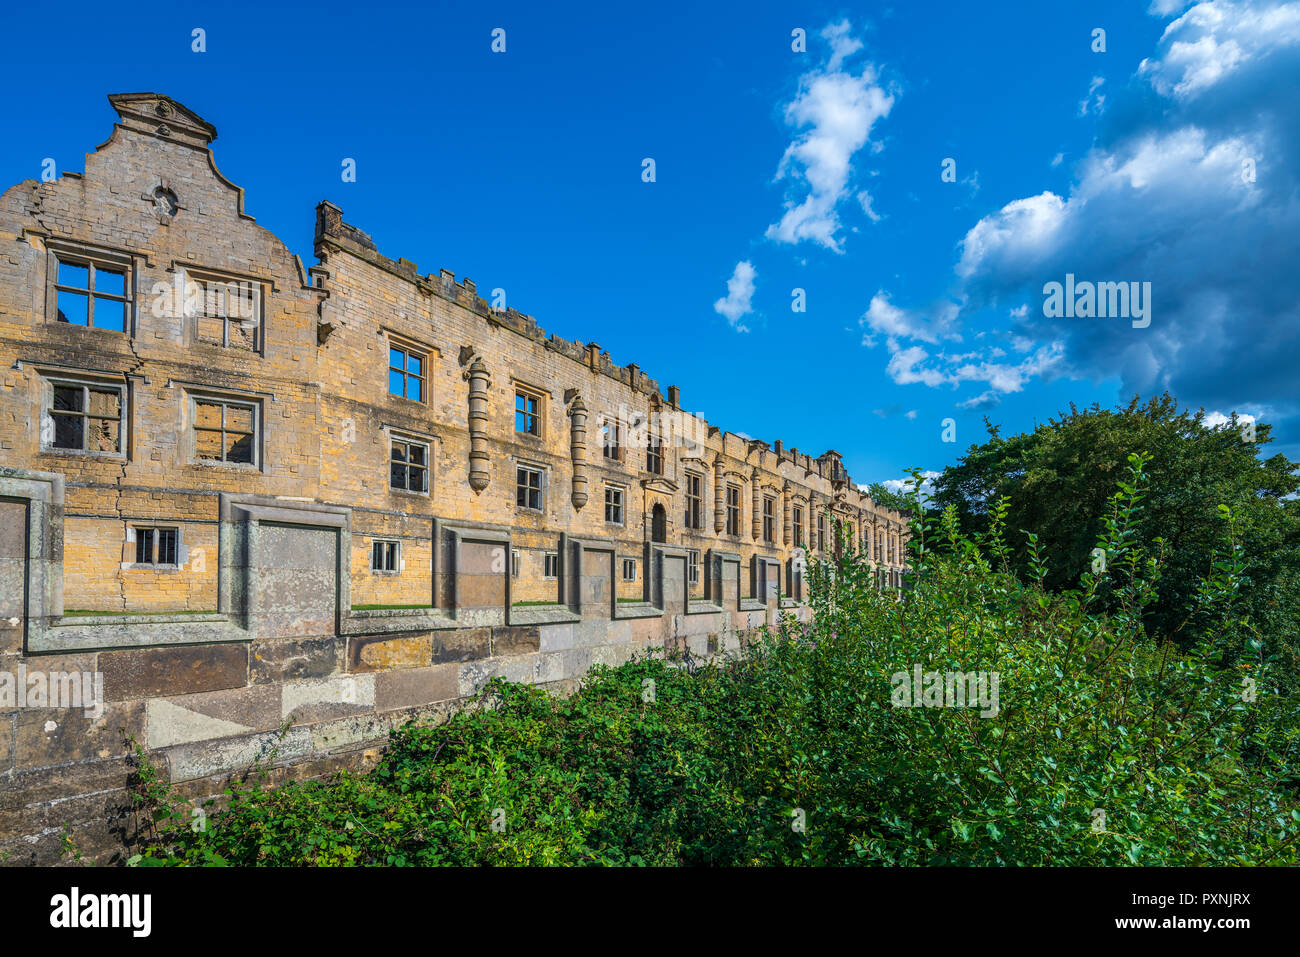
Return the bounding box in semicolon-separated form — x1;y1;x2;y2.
651;503;667;543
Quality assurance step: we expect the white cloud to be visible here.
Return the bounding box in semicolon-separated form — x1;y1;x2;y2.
1203;409;1255;428
713;260;756;332
1051;152;1065;167
957;390;1001;411
766;20;895;252
956;191;1067;280
881;336;1064;395
857;190;883;222
863;0;1300;440
862;291;940;345
1140;0;1300;98
868;470;942;503
1079;75;1107;115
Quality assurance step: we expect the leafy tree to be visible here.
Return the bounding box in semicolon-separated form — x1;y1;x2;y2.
864;481;915;515
930;394;1300;669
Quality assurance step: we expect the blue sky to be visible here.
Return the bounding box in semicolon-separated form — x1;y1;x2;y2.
5;0;1297;490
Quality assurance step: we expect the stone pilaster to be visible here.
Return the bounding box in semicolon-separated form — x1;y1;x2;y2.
568;394;588;510
712;454;725;534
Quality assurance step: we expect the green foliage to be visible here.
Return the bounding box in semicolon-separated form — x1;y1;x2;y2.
864;481;915;515
930;394;1300;672
136;456;1300;866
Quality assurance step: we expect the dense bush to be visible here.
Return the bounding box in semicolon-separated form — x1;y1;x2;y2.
131;456;1300;866
930;395;1300;673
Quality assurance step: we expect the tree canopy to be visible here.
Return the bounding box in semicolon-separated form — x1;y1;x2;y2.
928;394;1300;670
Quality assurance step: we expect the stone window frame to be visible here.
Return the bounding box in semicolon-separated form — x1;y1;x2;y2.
725;484;741;537
818;513;827;552
515;461;547;513
39;371;130;460
621;557;637;582
687;548;701;586
370;538;401;574
645;429;663;476
511;548;521;577
44;240;137;335
599;414;622;461
512;380;547;439
792;506;804;547
383;330;436;406
543;551;559;579
388;432;431;495
762;494;776;543
130;525;182;569
186;389;263;471
180;264;267;356
684;471;703;529
604;482;626;526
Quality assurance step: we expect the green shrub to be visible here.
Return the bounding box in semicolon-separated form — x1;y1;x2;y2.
133;455;1299;866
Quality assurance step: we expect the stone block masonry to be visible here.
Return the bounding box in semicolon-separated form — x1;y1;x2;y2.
0;93;910;864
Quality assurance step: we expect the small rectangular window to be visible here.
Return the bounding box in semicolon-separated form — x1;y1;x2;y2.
52;252;131;332
194;398;257;466
511;548;521;577
371;540;400;573
133;526;178;566
192;274;262;351
48;380;124;454
389;437;429;492
135;528;153;565
515;391;540;435
684;473;702;529
726;485;741;536
543;552;559;579
763;495;776;543
602;418;620;459
793;507;804;547
818;515;827;552
687;549;700;586
646;433;662;475
605;485;624;525
621;558;637;582
388;345;425;402
516;465;543;510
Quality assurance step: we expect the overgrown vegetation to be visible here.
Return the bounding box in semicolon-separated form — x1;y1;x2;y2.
131;455;1300;866
930;394;1300;675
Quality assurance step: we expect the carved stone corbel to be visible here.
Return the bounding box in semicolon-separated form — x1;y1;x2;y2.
463;355;491;493
568;393;589;510
712;454;725;534
782;482;791;547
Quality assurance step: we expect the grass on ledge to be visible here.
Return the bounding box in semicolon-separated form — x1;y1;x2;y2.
62;609;215;617
511;600;562;607
350;603;436;612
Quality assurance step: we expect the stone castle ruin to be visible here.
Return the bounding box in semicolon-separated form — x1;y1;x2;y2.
0;94;908;863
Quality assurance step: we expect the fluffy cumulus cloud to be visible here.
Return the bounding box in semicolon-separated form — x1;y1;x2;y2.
766;21;895;251
869;0;1300;419
713;260;756;332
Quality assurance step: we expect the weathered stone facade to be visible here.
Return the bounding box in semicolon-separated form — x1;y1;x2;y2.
0;94;908;864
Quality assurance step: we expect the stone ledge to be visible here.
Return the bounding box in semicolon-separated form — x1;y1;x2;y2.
613;601;662;620
340;609;458;635
30;617;249;653
507;604;582;626
686;600;724;615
